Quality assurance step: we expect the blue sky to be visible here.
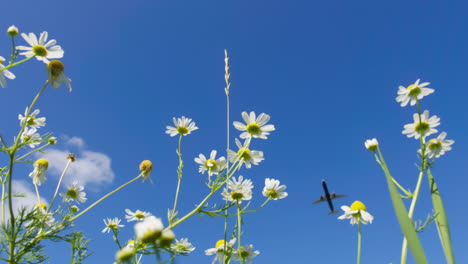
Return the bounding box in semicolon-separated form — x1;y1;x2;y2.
2;1;468;263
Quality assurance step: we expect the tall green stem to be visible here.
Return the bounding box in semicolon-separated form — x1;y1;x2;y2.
237;202;243;264
171;135;184;221
47;158;73;214
0;55;35;72
223;49;231;263
357;221;362;264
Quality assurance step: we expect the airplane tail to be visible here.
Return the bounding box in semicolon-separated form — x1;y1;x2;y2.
328;210;339;215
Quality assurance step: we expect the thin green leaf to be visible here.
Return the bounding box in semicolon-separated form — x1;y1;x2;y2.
427;168;455;264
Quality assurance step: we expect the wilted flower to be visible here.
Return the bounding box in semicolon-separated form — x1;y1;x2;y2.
29;158;48;186
16;31;64;63
396;79;434;107
171;238;195;255
402;110;440;139
233;111;275;139
134;215;164;244
222;176;253;203
205;239;236;264
47;60;72;92
195;150;227;178
7;25;18;37
18;107;46;129
165;116;198;137
102;217;124;233
364;138;379;151
338;200;374;225
139;160;153;182
228;138;264;169
125;209;152;222
232;244;260;263
424;132;455;159
0;56;16;88
262;178;288;200
61;181;87;203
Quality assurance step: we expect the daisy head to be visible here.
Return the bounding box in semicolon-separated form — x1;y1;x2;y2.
29;158;48;186
402;110;440;139
205;239;236;264
221;176;253;203
262;178;288;200
102;217;125;233
425;132;454;159
396;79;434;107
7;25;19;37
16;31;64;63
62;181;87;203
232;244;260;263
139;160;153;182
165;116;198;137
233;111;275;139
134;215;164;244
338;200;374;225
194;150;227;178
47;60;72;92
364;138;379;152
21;127;41;148
228;138;264;169
125;209;152;222
171;238;195;255
18;107;46;129
0;56;16;88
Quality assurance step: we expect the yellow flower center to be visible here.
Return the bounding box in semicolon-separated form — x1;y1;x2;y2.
239;247;250;258
350;200;367;212
23;135;31;142
428;139;442;150
367;143;378;152
177;126;189;135
32;45;47;57
266;189;279;199
237;148;251;161
27;116;37;126
35;203;47;209
414;121;429;134
108;223;117;229
46;60;64;77
246;123;261;135
135;211;145;220
66;188;78;199
139;160;153;174
215;240;226;249
205;159;217;170
407;84;422;97
231;192;244;200
35;158;49;169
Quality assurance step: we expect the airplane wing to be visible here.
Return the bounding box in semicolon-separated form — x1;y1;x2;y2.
312;195;326;204
331;193;346;199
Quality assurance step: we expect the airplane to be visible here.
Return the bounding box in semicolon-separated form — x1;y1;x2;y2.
312;180;346;215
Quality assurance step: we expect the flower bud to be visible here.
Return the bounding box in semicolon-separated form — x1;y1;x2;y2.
364;138;379;152
48;137;57;145
115;247;135;263
158;229;175;248
139;160;153;182
7;25;18;37
70;205;79;213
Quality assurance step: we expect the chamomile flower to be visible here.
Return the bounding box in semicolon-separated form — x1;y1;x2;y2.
139;160;153;182
21;127;41;148
424;132;454;159
115;246;135;263
0;56;15;88
396;79;434;107
221;176;253;203
125;209;152;222
195;150;227;178
165;116;198;137
7;25;19;37
338;200;374;225
402;110;440;139
18;107;46;129
134;215;164;243
61;181;87;203
262;178;288;200
228;138;264;169
171;238;195;255
29;158;48;186
205;239;236;264
47;60;72;92
232;244;260;263
16;31;64;63
364;138;379;152
233;111;275;139
102;217;124;233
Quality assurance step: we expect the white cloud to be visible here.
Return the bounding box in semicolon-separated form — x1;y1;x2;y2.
34;136;115;190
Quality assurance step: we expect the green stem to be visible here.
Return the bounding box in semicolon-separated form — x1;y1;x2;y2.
0;55;35;72
47;158;73;214
223;50;231;264
357;221;362;264
171;135;184;219
16;143;50;161
70;173;143;222
9;36;17;65
237;202;243;264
